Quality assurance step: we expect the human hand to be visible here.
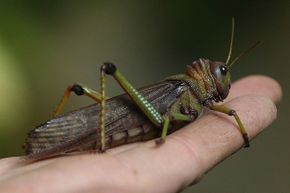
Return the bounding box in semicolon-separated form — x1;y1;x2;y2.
0;75;282;193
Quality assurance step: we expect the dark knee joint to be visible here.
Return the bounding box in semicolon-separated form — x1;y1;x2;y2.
229;109;236;116
71;84;84;96
102;62;116;75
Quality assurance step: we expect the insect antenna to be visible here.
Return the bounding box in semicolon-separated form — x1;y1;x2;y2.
225;17;235;65
228;41;261;68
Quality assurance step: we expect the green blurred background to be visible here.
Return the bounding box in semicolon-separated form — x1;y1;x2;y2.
0;1;289;192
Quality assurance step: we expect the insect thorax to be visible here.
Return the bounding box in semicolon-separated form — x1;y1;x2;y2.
166;59;221;104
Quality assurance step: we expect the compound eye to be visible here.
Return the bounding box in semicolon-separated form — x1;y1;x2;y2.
220;65;228;76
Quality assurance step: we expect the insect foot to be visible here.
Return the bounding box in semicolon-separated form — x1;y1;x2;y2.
155;138;165;146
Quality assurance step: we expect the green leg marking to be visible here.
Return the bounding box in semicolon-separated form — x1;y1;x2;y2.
102;62;163;127
101;62;173;147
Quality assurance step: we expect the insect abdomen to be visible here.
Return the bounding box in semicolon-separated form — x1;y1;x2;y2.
107;123;158;148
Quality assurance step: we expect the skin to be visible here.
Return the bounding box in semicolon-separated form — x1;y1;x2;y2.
0;75;282;193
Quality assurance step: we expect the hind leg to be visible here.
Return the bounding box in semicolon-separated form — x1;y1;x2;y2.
53;84;103;117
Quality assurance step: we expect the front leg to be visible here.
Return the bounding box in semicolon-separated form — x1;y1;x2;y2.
205;100;250;147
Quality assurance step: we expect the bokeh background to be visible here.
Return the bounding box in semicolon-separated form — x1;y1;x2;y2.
0;1;289;192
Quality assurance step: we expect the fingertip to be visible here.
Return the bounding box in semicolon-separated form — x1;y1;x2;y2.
229;75;282;103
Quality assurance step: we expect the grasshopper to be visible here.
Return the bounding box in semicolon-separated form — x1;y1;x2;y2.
24;19;254;160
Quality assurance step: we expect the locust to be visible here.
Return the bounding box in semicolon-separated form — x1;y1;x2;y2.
23;19;255;160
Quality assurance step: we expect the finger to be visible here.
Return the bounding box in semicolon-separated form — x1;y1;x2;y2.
115;95;277;193
0;157;23;175
227;75;282;102
113;75;282;192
